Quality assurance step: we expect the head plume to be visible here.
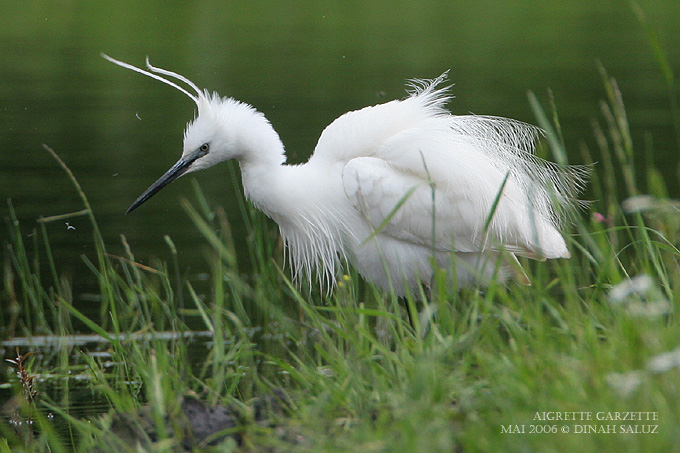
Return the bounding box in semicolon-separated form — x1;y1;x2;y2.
102;53;202;107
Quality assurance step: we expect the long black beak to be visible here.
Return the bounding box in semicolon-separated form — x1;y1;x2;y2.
126;157;193;214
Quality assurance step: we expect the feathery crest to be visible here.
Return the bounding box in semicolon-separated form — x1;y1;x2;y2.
406;71;453;115
102;54;202;107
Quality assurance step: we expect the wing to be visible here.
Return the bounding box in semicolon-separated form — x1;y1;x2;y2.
309;73;452;166
342;115;584;259
343;156;485;253
313;73;585;258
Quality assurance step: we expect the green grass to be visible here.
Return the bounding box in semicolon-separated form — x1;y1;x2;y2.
3;56;680;453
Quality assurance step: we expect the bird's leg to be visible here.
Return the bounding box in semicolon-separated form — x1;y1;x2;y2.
402;283;437;337
405;302;416;330
417;286;438;339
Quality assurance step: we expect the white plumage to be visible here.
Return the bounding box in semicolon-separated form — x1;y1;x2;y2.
106;55;586;296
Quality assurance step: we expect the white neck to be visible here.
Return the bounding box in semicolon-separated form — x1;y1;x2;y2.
235;117;286;168
231;111;288;217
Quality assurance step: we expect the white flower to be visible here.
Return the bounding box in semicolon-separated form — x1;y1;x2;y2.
608;275;654;303
608;275;671;318
605;371;643;397
647;347;680;373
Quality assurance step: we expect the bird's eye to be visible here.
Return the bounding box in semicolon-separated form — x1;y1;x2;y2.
199;143;210;154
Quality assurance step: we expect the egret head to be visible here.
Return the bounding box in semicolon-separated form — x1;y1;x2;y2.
103;54;255;214
181;94;267;171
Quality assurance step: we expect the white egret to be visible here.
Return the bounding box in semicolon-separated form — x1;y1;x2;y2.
105;55;586;296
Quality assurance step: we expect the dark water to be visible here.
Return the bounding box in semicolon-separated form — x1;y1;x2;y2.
2;1;680;311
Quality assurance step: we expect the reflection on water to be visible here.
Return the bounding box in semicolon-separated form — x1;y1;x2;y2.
1;1;679;313
0;326;293;448
1;331;216;348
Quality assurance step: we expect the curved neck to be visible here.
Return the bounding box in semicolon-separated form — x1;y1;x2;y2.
235;115;287;217
240;162;293;225
235;116;286;168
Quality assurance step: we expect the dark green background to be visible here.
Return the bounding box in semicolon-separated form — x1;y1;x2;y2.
2;1;678;300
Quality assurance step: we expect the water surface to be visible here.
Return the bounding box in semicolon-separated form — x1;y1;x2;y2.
1;1;679;312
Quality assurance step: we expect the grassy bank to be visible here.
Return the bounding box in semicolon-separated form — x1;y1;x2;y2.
2;67;680;452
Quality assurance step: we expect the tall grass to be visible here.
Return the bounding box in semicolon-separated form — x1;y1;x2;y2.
3;59;680;453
